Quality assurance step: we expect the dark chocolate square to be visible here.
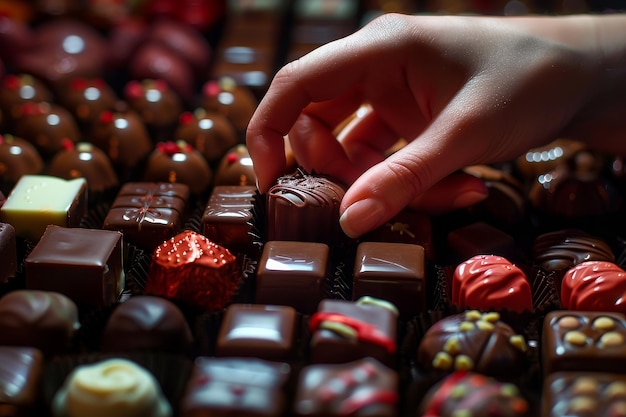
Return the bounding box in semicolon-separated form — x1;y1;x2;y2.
352;242;426;316
215;304;298;361
201;185;255;254
180;357;290;417
0;222;17;284
542;310;626;376
310;298;398;367
0;346;44;415
256;241;329;314
293;358;398;417
446;221;520;264
24;225;124;307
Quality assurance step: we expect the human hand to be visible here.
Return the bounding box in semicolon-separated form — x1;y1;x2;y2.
247;13;624;237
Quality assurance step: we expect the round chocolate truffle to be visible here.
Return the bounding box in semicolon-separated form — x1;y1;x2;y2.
52;358;172;417
417;310;528;380
145;230;241;311
12;101;80;158
561;261;626;314
0;289;80;356
201;77;257;138
0;73;52;121
419;371;530;417
214;144;256;186
142;141;213;196
47;141;118;193
101;295;193;354
452;255;533;313
57;77;117;131
174;108;238;164
0;134;44;193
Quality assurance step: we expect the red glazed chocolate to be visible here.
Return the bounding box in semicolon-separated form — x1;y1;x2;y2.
145;230;241;311
452;255;532;313
561;261;626;313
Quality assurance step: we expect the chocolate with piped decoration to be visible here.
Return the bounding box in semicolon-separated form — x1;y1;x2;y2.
180;357;291;417
0;175;87;242
101;295;193;354
353;242;426;316
57;77;117;129
0;73;51;120
542;372;626;417
201;185;256;254
310;297;398;367
24;225;124;307
142;141;213;196
420;371;530;417
0;222;17;284
452;255;532;313
561;261;626;313
417;310;528;380
12;101;79;158
174;108;238;164
145;230;241;311
541;311;626;376
257;240;330;314
214;144;257;186
0;290;79;356
103;182;190;250
293;357;398;417
0;134;43;194
201;77;258;137
267;170;347;246
47;141;119;193
0;346;44;416
215;304;297;361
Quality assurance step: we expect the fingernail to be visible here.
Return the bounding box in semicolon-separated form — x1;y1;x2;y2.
452;190;488;209
339;199;386;238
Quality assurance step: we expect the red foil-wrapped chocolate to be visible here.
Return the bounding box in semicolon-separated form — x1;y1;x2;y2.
145;230;241;311
561;261;626;313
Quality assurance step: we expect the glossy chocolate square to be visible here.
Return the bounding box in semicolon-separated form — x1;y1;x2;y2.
180;357;290;417
256;241;329;314
24;225;124;307
201;185;255;254
310;298;398;367
0;346;44;416
542;372;626;417
293;358;398;417
352;242;426;316
0;222;17;284
216;304;297;361
542;310;626;376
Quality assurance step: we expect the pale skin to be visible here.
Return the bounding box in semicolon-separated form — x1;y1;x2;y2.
246;13;626;238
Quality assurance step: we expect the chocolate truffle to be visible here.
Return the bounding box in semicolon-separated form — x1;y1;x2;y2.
293;358;398;417
420;371;530;417
12;101;80;158
52;358;172;417
0;290;80;356
103;182;190;250
142;141;213;196
417;310;528;380
181;357;290;417
256;240;330;314
101;295;193;354
267;170;346;245
542;311;626;376
145;230;241;311
0;222;17;284
214;144;257;186
201;185;256;254
47;141;119;193
25;225;125;307
57;77;117;130
0;175;87;241
353;242;426;316
310;297;398;367
215;304;297;361
0;346;44;416
0;134;44;194
560;261;626;313
201;77;258;138
452;255;532;313
175;109;239;165
0;73;51;120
